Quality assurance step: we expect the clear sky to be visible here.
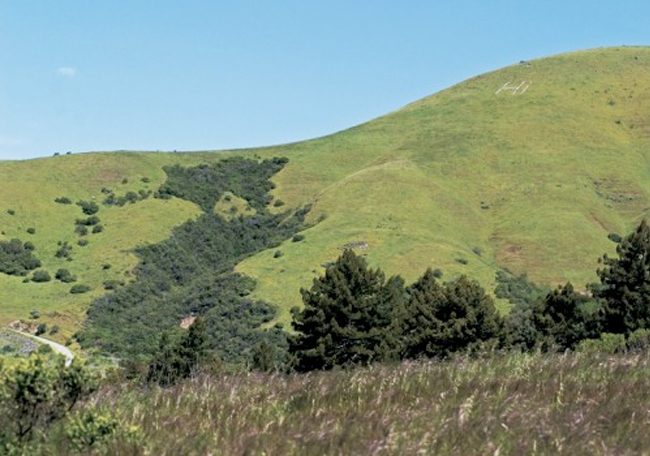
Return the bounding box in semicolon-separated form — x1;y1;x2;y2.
1;1;649;161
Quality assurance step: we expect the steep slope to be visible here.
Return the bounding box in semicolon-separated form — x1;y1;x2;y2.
1;46;650;334
237;46;650;322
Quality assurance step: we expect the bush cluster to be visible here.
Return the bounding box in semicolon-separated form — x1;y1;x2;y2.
155;156;287;213
54;197;72;204
103;189;151;206
82;157;309;365
76;200;99;216
55;241;73;260
70;284;91;294
0;238;42;276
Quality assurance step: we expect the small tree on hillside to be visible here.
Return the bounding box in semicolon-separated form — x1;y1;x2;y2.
146;317;210;386
290;250;403;371
597;219;650;335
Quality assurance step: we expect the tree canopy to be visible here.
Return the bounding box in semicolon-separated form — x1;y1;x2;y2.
290;250;401;371
597;219;650;335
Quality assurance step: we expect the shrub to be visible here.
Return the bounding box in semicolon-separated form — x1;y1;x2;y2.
0;356;96;446
273;250;284;258
26;227;35;234
577;333;627;354
76;215;100;226
102;194;117;205
35;323;47;336
32;270;51;283
92;225;104;234
50;325;60;335
30;310;41;319
103;279;125;290
7;209;15;215
64;408;121;452
157;156;288;213
23;241;35;251
103;190;149;207
292;234;305;243
75;225;88;236
55;242;73;259
626;328;650;351
607;232;622;243
273;199;285;207
55;268;76;283
37;344;53;354
77;239;89;247
70;284;91;294
54;197;72;204
76;200;99;216
124;191;139;204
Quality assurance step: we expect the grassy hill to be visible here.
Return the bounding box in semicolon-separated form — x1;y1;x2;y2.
2;46;650;336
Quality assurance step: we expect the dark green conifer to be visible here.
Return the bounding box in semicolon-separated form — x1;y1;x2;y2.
394;268;445;359
597;219;650;335
290;249;403;371
397;273;501;359
531;283;596;350
146;317;210;386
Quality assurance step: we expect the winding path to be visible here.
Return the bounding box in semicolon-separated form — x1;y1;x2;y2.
7;329;74;366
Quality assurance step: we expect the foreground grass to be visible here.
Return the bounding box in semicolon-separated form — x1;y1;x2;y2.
65;351;650;455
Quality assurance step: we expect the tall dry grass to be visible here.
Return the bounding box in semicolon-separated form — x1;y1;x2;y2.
70;351;650;455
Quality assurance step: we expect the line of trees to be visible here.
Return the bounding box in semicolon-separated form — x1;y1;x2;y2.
289;220;650;371
290;249;501;371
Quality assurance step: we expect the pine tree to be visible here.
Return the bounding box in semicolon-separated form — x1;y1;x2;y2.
146;317;210;385
290;250;404;371
396;273;501;359
394;268;445;359
530;282;597;350
597;219;650;335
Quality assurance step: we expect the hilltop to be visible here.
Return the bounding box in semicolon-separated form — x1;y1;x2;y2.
1;46;650;338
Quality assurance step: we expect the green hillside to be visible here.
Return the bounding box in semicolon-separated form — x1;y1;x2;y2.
238;46;650;323
2;46;650;336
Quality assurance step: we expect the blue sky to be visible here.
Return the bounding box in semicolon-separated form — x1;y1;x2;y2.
1;1;649;161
